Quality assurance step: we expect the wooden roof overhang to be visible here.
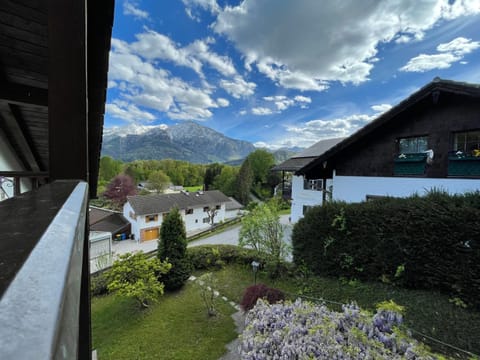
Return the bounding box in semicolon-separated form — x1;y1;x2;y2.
298;78;480;179
0;0;114;198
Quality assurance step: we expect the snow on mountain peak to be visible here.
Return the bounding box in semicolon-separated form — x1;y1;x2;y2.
103;123;169;137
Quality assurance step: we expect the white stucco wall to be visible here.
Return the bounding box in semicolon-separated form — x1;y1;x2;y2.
290;175;324;223
124;201;228;240
123;202;141;240
332;175;480;203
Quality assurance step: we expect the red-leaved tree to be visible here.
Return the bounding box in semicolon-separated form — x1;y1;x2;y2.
103;174;137;209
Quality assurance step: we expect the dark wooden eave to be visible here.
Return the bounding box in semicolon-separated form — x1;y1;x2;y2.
0;0;114;197
298;78;480;178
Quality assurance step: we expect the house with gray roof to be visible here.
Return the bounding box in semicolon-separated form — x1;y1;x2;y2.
273;138;344;222
123;190;231;242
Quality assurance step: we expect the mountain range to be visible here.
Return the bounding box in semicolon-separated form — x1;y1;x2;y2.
102;121;300;164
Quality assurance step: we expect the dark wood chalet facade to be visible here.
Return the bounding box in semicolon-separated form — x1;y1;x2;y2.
298;78;480;203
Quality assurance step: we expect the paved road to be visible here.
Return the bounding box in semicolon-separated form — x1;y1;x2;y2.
189;214;293;261
111;215;293;259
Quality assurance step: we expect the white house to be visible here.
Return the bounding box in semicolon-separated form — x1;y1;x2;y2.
225;197;244;220
273;138;344;222
297;78;480;207
124;190;232;242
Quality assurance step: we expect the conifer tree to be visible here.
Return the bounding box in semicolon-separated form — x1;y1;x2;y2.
158;207;192;290
235;158;253;205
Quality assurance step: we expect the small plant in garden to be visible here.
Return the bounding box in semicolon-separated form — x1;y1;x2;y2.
240;283;285;311
241;299;441;359
107;252;171;308
195;272;219;316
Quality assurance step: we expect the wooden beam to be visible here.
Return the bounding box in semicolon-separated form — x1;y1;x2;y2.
0;102;41;172
0;82;48;107
48;0;88;182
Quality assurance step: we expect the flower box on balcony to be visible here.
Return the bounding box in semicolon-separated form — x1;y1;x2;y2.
393;153;427;176
448;155;480;177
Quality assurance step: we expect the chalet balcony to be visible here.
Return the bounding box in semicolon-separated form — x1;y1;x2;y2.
0;181;91;359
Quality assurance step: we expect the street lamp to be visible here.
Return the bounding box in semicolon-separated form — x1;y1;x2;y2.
251;260;260;285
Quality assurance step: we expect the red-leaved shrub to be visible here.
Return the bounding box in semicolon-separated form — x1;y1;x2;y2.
240;284;285;311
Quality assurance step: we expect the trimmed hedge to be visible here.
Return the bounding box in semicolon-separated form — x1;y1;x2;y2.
187;245;265;270
292;191;480;307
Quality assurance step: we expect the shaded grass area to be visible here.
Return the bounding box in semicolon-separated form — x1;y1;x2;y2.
184;185;203;192
92;283;237;360
211;263;480;359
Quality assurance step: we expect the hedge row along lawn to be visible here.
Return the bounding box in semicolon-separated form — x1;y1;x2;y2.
92;263;480;359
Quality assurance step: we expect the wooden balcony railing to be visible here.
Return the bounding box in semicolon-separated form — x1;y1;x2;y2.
0;180;91;359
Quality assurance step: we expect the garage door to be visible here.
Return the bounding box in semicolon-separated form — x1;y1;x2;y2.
142;228;159;241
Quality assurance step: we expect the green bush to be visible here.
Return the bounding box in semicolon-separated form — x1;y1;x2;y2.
188;245;264;270
91;271;110;296
292;192;480;307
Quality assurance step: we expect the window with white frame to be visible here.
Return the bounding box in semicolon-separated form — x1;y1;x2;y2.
453;130;480;154
398;136;428;153
303;178;323;191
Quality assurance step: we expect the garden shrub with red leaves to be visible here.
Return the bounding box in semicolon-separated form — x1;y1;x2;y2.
240;283;285;311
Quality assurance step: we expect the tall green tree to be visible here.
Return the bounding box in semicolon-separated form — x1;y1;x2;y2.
204;163;223;190
235;158;253;205
147;170;171;193
212;165;238;196
158;208;192;290
246;149;276;185
98;156;123;183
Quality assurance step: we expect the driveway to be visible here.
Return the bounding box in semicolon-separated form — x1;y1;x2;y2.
111;214;293;259
189;214;293;261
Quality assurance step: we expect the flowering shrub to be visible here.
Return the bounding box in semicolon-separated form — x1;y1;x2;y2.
240;284;285;311
240;299;440;359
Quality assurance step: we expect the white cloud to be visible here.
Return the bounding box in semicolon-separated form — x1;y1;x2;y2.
182;0;220;18
217;98;230;107
294;95;312;103
400;37;480;72
436;37;480;55
371;104;393;113
107;38;226;121
211;0;480;91
263;111;381;149
219;76;256;98
252;107;274;116
123;0;149;20
258;94;312;113
106;100;156;122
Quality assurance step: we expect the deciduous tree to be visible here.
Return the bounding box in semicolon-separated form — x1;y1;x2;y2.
103;174;137;209
239;199;288;277
147;170;171;193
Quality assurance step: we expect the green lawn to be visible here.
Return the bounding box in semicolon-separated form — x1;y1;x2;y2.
92;283;237;360
184;185;203;192
92;263;480;359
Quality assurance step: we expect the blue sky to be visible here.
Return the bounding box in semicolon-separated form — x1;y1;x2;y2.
105;0;480;149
